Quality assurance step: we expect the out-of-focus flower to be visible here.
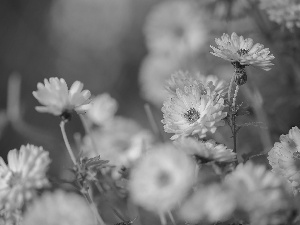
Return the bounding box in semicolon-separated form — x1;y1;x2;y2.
225;162;295;225
210;32;275;70
260;0;300;30
180;183;236;223
268;126;300;193
22;191;96;225
0;145;50;212
175;137;236;163
144;0;207;55
86;93;118;126
162;73;227;140
129;143;195;213
33;77;91;118
83;116;153;169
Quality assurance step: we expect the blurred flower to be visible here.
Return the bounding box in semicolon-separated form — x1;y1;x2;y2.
268;126;300;193
0;145;50;212
175;137;236;163
180;183;236;223
210;32;275;71
260;0;300;30
129;143;195;213
225;162;294;225
162;73;227;140
22;191;95;225
144;0;207;55
86;93;118;126
33;78;91;118
83;116;154;168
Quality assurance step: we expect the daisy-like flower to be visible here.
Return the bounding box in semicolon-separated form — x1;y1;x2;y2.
129;143;195;213
225;162;295;225
144;0;207;55
22;190;96;225
268;126;300;193
210;32;275;85
0;145;51;213
180;183;236;223
33;77;91;119
162;74;227;140
175;137;236;163
260;0;300;30
86;93;118;126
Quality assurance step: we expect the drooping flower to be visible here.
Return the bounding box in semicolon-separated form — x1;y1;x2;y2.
33;77;91;119
144;0;207;55
180;183;236;223
0;145;51;213
260;0;300;30
162;73;227;140
175;137;236;163
225;162;295;225
268;126;300;193
86;93;118;126
129;143;195;213
22;191;96;225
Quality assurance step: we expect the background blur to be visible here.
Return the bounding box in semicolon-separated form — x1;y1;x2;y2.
1;0;300;178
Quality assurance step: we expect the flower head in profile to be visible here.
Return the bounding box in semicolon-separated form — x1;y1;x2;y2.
86;93;118;126
0;145;51;212
22;191;95;225
33;77;91;119
268;126;300;193
175;137;236;163
129;143;195;213
162;73;227;140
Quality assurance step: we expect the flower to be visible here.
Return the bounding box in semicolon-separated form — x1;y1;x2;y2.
0;145;51;212
129;143;195;213
162;74;227;140
268;126;300;193
180;184;236;223
260;0;300;30
22;190;96;225
86;93;118;126
225;162;294;225
33;77;91;118
175;137;236;163
144;0;207;55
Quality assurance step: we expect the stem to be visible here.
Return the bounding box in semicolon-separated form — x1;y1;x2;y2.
232;85;239;109
144;104;165;142
60;121;77;165
227;74;235;104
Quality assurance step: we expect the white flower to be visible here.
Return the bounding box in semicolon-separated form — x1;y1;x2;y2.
129;143;195;213
210;32;275;71
86;93;118;126
225;162;294;225
162;74;227;140
180;184;236;223
175;137;236;163
268;126;300;193
22;190;96;225
0;145;50;212
144;0;207;55
33;77;91;117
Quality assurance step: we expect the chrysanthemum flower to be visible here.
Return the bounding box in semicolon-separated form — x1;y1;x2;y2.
268;126;300;193
22;191;96;225
180;184;236;223
175;137;236;163
33;77;91;119
0;145;51;212
129;143;195;213
144;0;207;55
86;93;118;126
225;162;294;225
162;74;227;140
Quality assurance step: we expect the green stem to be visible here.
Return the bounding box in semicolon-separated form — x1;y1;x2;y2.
227;74;235;104
60;121;77;165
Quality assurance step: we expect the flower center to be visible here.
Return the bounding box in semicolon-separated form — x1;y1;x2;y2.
184;108;200;124
237;49;249;56
157;171;171;187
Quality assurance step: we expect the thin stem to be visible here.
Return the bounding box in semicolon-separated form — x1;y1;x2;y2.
231;85;240;154
60;121;77;165
232;85;240;109
227;74;235;104
168;211;176;225
144;104;165;142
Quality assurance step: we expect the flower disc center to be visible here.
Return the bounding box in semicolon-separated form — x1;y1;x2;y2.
184;108;200;124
